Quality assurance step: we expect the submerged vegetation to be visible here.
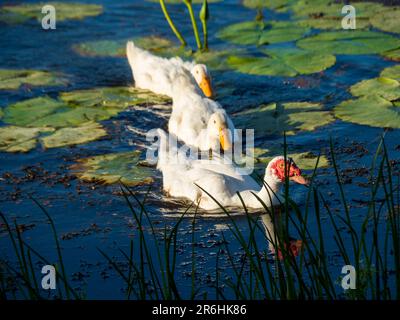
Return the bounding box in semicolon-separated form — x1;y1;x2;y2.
1;139;399;299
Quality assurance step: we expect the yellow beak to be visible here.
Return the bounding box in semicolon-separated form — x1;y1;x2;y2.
219;127;232;151
199;76;213;98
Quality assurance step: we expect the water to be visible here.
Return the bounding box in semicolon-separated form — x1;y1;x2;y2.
0;0;399;299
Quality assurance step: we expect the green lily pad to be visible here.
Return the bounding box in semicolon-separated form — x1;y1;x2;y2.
350;77;400;101
380;65;400;81
0;108;3;119
0;69;67;90
0;126;54;153
0;2;102;23
2;96;119;128
3;88;170;128
297;17;370;30
73;36;186;58
370;7;400;34
40;122;107;149
254;149;329;169
234;102;335;137
242;0;295;12
334;95;400;129
297;31;400;55
71;151;154;186
382;48;400;62
147;0;221;3
60;86;170;108
227;48;335;77
217;20;310;46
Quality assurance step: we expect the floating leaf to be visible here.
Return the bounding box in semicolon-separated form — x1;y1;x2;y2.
0;126;54;153
0;69;67;90
370;7;400;34
350;77;400;101
73;36;186;58
0;108;3;119
297;31;400;55
3;96;118;128
334;95;400;129
147;0;221;3
382;48;400;62
242;0;295;12
227;48;335;77
0;2;102;23
40;122;107;149
217;20;310;46
297;17;370;30
380;65;400;81
71;151;154;186
254;148;329;169
60;87;171;108
234;102;335;137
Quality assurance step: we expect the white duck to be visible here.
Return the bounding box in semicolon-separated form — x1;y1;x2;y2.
156;129;308;211
126;41;213;97
168;72;237;152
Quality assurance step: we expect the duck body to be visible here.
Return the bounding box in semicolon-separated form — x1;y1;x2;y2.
126;41;212;97
156;129;307;211
168;74;237;151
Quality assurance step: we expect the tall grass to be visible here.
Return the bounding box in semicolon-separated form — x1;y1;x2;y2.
0;137;399;299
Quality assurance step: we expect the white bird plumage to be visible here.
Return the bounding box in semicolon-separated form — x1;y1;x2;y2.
156;129;308;210
126;41;213;97
168;73;237;151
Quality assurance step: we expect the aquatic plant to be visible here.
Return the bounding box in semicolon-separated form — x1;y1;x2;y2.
297;31;400;55
71;151;155;186
0;2;102;24
0;88;170;152
0;69;67;90
334;65;400;129
233;102;335;137
227;48;336;77
158;0;212;50
217;20;310;46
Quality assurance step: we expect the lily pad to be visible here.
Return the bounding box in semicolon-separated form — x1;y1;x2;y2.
3;88;170;128
0;126;54;153
40;122;107;149
350;77;400;101
370;7;400;34
334;95;400;129
0;69;67;90
297;31;400;55
71;151;154;186
242;0;294;12
73;36;186;58
217;20;310;46
0;2;102;23
254;148;329;170
382;48;400;62
2;96;118;128
227;48;335;77
380;65;400;81
60;86;171;108
234;102;335;137
147;0;221;3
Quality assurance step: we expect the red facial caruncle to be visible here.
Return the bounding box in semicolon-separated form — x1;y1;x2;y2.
271;158;308;185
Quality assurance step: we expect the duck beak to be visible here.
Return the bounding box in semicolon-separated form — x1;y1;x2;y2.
219;127;232;151
290;175;309;185
199;76;213;98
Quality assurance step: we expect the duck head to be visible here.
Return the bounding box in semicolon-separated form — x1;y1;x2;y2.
191;64;213;98
207;112;232;152
266;156;308;185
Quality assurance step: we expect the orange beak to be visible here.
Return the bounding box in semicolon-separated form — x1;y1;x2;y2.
290;175;309;185
199;76;213;98
219;127;232;151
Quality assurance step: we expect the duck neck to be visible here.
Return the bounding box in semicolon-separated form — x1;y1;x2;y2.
256;173;282;207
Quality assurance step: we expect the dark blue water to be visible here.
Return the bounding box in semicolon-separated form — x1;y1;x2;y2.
1;0;399;299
